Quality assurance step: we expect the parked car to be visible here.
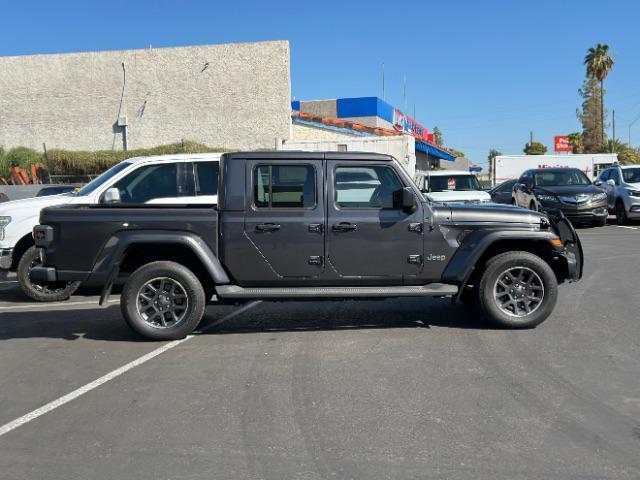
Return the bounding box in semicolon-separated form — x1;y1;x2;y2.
0;153;220;301
512;168;608;226
36;185;81;197
33;151;583;340
594;163;640;224
489;179;517;204
414;170;491;204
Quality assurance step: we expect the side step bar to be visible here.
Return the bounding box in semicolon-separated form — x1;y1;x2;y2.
216;283;458;299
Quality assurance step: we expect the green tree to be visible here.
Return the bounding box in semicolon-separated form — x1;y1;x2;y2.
488;148;502;163
577;78;604;152
523;141;547;155
568;132;584;153
449;149;465;158
599;139;626;154
584;44;614;145
433;126;443;146
617;147;640;165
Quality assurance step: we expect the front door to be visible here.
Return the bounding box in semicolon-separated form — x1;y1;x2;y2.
326;161;424;282
244;160;325;278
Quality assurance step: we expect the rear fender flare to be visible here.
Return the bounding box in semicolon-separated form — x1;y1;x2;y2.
92;230;230;284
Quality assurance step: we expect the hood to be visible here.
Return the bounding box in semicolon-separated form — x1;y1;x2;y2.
534;184;602;196
426;190;491;203
437;203;546;224
0;194;74;217
626;182;640;190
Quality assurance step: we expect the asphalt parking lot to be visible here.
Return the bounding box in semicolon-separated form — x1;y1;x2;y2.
0;224;639;480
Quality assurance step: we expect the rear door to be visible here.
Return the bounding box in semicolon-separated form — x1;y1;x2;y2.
244;160;325;278
326;160;423;282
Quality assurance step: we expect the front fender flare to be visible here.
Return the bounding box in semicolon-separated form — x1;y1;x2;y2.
441;229;558;285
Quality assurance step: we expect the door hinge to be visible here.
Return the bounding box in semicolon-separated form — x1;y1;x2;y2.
407;254;422;265
308;255;323;265
408;222;423;233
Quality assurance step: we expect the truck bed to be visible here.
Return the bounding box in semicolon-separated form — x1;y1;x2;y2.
39;204;218;279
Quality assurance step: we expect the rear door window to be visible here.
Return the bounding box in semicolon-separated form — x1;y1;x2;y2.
254;165;316;208
194;161;219;196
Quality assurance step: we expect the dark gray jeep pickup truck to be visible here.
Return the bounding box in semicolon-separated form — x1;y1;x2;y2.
32;152;583;340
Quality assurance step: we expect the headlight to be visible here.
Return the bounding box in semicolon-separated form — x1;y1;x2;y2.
537;195;557;202
592;192;607;201
0;216;11;241
627;189;640;198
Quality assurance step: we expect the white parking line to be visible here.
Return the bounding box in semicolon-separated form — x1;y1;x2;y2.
610;225;638;230
0;301;260;437
0;299;118;311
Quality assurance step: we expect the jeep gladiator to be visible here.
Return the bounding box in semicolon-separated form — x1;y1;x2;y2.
32;152;583;340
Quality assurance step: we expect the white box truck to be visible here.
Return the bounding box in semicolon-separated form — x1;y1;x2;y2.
492;154;618;185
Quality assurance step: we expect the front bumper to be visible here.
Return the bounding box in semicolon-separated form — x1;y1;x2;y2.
542;201;608;223
0;248;13;270
623;196;640;219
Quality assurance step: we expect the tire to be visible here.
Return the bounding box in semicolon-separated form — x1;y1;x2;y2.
17;246;80;302
615;200;628;225
120;261;206;340
477;251;558;329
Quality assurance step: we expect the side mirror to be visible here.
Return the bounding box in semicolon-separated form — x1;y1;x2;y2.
594;180;602;187
102;187;121;204
606;179;616;187
393;187;417;213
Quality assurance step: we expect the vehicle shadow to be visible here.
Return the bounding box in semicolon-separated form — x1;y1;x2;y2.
199;297;490;336
0;298;491;342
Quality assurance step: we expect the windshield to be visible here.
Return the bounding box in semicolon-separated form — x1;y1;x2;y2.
75;162;132;196
534;170;591;187
622;168;640;183
427;175;481;192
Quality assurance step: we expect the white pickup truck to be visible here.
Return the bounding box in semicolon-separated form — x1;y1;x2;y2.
0;153;220;301
414;170;491;204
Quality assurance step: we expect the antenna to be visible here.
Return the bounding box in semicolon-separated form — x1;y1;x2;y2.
381;63;385;100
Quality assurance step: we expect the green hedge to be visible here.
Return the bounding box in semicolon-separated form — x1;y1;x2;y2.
0;147;44;175
46;141;233;176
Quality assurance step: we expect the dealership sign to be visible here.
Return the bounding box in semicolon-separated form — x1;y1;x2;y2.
393;109;429;140
554;135;572;152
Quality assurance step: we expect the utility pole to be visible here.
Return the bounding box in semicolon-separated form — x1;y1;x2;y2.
381;63;385;100
629;113;640;146
612;109;616;142
403;76;407;114
530;131;533;147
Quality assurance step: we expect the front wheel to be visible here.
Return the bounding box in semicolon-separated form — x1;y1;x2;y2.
17;246;80;302
477;251;558;329
121;261;206;340
615;201;628;225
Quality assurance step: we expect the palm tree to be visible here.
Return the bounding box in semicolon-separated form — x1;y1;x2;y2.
584;44;614;145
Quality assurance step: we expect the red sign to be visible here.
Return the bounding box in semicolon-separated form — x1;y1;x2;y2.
392;109;429;140
554;135;571;152
447;177;456;190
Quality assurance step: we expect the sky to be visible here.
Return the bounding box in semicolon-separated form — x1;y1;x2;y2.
1;0;640;168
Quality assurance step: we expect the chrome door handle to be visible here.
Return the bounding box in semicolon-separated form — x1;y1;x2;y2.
332;222;357;232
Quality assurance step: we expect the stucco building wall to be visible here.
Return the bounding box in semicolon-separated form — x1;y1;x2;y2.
0;41;291;152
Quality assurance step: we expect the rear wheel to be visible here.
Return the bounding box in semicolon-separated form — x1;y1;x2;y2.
615;200;628;225
121;261;206;340
17;246;80;302
477;251;558;329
